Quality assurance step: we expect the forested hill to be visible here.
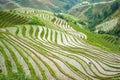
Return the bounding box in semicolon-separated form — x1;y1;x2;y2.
68;0;120;37
0;0;80;12
0;0;115;12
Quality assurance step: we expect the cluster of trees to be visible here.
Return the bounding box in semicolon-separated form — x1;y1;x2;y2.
13;0;30;3
98;21;120;37
60;0;81;10
107;24;120;37
55;13;77;24
54;13;65;19
28;16;45;26
89;0;113;3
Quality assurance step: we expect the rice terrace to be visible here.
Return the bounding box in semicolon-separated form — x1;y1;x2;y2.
0;0;120;80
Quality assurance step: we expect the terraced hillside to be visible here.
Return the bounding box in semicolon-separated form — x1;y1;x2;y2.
0;10;29;28
95;18;119;32
0;8;120;80
0;0;82;12
0;0;115;12
68;0;115;18
68;0;120;32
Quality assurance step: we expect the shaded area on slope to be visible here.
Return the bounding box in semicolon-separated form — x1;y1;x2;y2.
0;10;29;28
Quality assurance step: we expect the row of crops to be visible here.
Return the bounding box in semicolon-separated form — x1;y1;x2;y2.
95;18;118;32
0;8;120;80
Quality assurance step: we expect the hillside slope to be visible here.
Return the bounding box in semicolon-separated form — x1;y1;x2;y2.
68;0;115;18
0;8;120;80
0;0;116;12
68;0;120;37
0;0;81;12
95;8;120;37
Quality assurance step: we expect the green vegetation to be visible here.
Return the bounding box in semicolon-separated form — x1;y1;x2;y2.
60;0;81;11
67;19;120;52
2;40;23;73
0;73;39;80
85;0;120;31
111;77;120;80
68;0;120;37
0;4;120;80
0;0;82;12
0;46;12;74
28;16;45;26
106;24;120;37
53;9;120;52
0;10;29;28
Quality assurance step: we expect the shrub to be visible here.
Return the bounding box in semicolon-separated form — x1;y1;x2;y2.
28;16;45;26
